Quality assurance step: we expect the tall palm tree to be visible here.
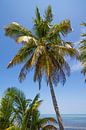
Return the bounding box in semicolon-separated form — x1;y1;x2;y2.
5;6;78;130
79;23;86;81
0;87;57;130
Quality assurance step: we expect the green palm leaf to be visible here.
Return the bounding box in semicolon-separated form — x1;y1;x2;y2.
5;22;32;41
44;5;53;23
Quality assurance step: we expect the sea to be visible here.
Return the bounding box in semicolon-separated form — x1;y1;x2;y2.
41;114;86;130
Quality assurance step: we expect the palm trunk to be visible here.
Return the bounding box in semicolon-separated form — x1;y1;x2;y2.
49;81;64;130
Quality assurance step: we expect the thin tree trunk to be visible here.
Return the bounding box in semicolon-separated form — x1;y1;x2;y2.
49;81;64;130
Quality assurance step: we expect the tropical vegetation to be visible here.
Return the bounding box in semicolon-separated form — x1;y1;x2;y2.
0;87;58;130
4;6;78;130
79;23;86;81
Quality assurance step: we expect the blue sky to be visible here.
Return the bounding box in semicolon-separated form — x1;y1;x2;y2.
0;0;86;114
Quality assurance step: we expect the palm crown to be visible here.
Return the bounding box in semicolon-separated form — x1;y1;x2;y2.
5;6;78;89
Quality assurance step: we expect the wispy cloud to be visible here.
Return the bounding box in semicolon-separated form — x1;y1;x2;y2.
71;62;82;72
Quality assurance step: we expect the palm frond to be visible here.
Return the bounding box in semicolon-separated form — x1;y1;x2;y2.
54;44;78;58
34;20;49;38
0;95;13;129
47;48;71;85
81;23;86;26
44;5;53;23
16;35;37;45
34;54;45;89
81;33;86;37
5;87;29;115
30;94;42;110
7;41;36;68
35;7;41;23
19;54;34;82
47;20;72;41
79;23;86;81
21;94;42;130
80;39;86;45
58;20;72;36
5;125;20;130
5;22;32;41
19;45;46;82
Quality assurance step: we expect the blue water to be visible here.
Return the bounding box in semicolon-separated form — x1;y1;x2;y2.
41;114;86;130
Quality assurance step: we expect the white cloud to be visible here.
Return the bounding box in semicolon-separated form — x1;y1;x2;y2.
71;62;82;72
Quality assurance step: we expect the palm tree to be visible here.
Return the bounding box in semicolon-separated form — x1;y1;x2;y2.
0;87;28;130
5;6;78;130
0;87;58;130
79;23;86;81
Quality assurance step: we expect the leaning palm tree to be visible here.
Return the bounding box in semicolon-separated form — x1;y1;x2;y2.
79;23;86;81
5;6;78;130
0;87;57;130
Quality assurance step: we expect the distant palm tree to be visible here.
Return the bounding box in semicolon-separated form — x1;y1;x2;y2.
5;6;78;130
79;23;86;81
0;87;57;130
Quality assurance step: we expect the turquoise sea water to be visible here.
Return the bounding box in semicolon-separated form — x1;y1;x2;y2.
41;114;86;130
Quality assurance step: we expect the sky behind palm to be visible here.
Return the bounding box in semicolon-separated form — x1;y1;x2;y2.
0;0;86;114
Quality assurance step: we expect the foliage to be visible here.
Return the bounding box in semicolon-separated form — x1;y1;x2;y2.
4;6;78;130
79;23;86;81
0;87;58;130
5;6;78;89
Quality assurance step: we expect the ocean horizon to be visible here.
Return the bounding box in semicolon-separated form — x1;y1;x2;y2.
41;114;86;130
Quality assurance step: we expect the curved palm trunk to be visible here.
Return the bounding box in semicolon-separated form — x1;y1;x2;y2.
49;81;64;130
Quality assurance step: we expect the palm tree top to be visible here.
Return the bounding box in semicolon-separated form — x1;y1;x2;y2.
5;6;72;40
5;6;78;89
